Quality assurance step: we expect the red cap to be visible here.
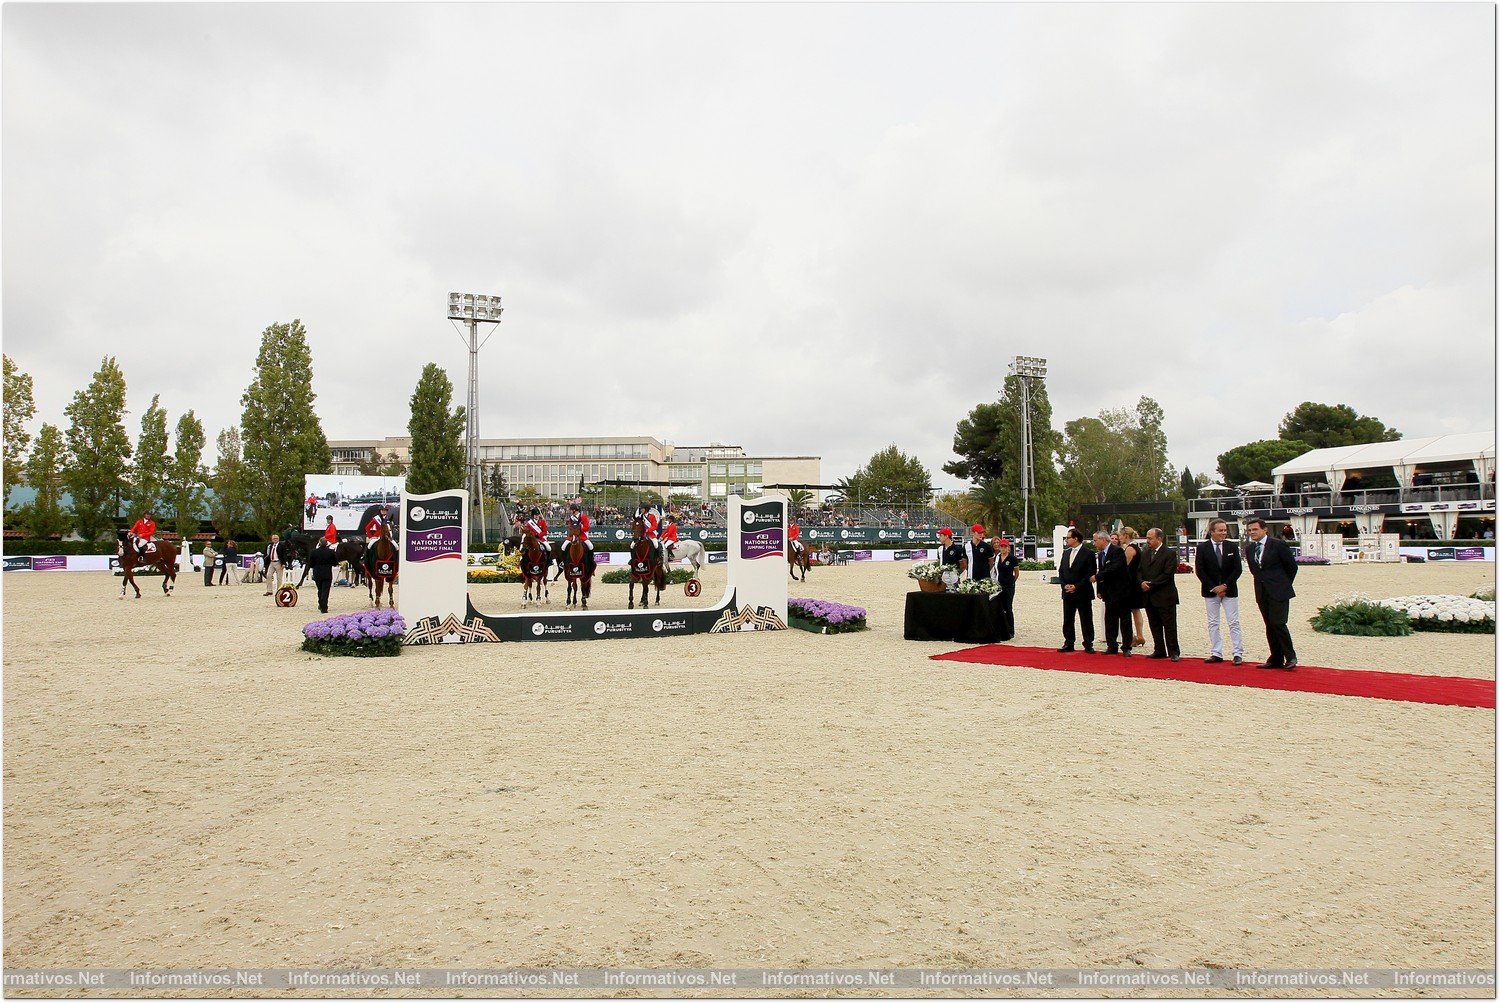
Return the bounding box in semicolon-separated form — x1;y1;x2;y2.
938;527;953;537
971;524;985;534
997;538;1012;547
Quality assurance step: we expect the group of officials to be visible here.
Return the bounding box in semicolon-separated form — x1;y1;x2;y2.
937;516;1300;669
1053;516;1299;669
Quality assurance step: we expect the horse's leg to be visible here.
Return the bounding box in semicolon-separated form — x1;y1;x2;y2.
628;580;635;610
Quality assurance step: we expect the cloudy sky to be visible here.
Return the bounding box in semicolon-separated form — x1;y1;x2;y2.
3;3;1493;492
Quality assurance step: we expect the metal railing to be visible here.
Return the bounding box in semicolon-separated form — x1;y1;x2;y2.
1189;483;1494;513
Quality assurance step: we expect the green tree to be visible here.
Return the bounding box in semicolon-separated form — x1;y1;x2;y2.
1179;467;1198;501
128;394;170;518
63;356;132;540
20;423;70;539
834;445;934;507
167;411;207;542
932;491;976;525
380;452;406;476
406;363;467;494
4;354;36;504
1131;396;1175;497
240;320;330;535
513;485;545;509
787;488;812;512
1217;438;1312;486
209;427;252;540
966;479;1009;533
1279;402;1400;449
945;375;1064;530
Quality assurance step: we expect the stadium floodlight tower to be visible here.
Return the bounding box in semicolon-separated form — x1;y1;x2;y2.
1007;355;1048;543
448;292;504;541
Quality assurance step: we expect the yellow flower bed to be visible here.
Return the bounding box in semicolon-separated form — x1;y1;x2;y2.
468;552;523;583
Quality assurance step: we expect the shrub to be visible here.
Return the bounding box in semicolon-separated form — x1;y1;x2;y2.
1309;594;1413;637
302;609;406;656
1472;584;1496;602
1019;559;1055;571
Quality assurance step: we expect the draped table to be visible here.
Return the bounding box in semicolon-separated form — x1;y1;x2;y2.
903;590;1010;643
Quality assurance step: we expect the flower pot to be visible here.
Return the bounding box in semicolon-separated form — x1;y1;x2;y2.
918;579;946;593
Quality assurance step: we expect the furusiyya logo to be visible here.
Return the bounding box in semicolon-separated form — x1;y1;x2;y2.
742;507;782;528
593;620;634;635
531;622;573;636
652;618;688;633
408;501;460;524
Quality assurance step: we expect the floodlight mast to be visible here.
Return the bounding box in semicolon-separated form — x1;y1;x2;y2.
448;292;504;542
1007;356;1048;542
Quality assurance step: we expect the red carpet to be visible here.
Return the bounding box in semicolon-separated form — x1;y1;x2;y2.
930;645;1494;708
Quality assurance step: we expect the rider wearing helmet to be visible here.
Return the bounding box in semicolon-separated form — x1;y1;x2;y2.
659;513;680;567
130;511;157;555
365;505;390;546
635;503;664;567
789;519;804;559
322;514;339;546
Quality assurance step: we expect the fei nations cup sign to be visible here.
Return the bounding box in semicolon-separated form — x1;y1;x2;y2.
399;489;470;634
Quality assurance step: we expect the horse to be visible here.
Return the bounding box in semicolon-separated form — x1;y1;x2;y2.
519;529;551;605
297;538;367;589
664;538;707;577
627;517;666;609
363;524;399;608
788;542;810;581
116;530;179;599
561;529;596;610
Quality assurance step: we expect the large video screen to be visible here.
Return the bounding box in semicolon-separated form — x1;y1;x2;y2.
303;474;406;532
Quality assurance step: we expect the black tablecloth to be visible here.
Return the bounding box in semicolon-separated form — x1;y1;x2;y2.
904;590;1009;643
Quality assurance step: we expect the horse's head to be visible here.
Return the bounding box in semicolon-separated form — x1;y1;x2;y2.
631;516;646;540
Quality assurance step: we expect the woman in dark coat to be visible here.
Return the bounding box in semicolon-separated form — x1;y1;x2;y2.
990;537;1022;641
1118;527;1147;648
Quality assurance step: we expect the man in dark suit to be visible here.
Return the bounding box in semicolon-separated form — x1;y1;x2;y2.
1137;527;1181;661
307;538;339;613
1194;518;1244;665
1244;516;1298;669
1056;527;1095;653
1091;531;1134;656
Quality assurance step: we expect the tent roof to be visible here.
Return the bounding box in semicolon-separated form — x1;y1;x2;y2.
1273;432;1496;478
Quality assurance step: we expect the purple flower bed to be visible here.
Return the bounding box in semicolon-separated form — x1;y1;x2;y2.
788;597;868;634
302;609;407;656
1295;554;1332;565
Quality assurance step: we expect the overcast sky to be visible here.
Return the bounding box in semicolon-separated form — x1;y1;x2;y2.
3;3;1493;492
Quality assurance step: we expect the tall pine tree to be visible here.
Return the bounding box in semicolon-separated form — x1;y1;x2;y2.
945;375;1064;530
63;357;132;541
167;411;207;541
209;427;251;540
406;363;467;494
3;354;36;505
21;423;70;539
240;320;330;536
129;394;170;518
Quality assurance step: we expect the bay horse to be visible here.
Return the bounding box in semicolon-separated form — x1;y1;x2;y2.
561;528;596;610
297;538;367;588
788;542;810;581
519;529;551;605
628;516;665;609
115;530;178;599
363;524;399;608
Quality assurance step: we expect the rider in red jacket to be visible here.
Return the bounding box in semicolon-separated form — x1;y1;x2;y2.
659;514;680;564
789;520;804;558
129;512;157;554
323;515;339;546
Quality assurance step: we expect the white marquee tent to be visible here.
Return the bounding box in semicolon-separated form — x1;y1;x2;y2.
1272;432;1496;493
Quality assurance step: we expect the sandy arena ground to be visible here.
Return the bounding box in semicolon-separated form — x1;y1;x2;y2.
3;559;1495;993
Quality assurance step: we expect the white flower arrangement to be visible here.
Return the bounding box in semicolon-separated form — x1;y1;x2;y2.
1377;594;1496;629
908;561;947;583
955;577;999;595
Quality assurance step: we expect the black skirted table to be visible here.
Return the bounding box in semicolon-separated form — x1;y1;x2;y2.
904;590;1011;643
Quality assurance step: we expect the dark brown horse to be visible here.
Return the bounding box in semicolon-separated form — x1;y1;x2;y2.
363;524;399;608
788;542;810;582
116;530;178;599
520;529;551;604
562;528;596;610
628;516;665;609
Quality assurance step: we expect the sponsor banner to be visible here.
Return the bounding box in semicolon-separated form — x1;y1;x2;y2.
1456;547;1486;561
707;551;729;564
30;555;66;571
1426;547;1457;561
404;496;465;564
468;602;723;642
1398;547;1495;561
3;555;31;572
595;526;729;544
739;501;785;560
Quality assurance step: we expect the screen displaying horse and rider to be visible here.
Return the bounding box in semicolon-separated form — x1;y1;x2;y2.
302;474;405;534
